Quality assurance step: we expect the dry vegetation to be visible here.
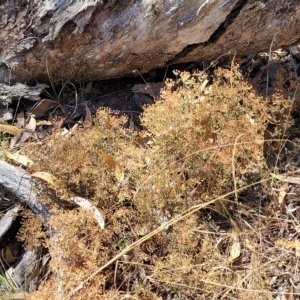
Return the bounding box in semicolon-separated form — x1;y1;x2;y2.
7;63;300;299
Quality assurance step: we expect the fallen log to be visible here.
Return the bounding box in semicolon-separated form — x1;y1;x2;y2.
0;0;300;84
0;159;51;222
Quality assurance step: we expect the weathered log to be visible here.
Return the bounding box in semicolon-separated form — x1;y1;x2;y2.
0;160;51;222
0;206;20;241
6;250;49;292
0;161;51;293
0;0;300;84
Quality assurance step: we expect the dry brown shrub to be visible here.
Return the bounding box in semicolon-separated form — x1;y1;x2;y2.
137;66;292;219
22;64;293;299
17;209;48;250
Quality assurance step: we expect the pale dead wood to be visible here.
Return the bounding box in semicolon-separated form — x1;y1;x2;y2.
0;159;51;222
0;1;299;84
0;83;47;106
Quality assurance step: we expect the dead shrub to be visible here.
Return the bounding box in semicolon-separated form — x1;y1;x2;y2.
22;64;293;299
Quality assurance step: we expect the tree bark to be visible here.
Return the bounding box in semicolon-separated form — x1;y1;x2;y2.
1;0;300;84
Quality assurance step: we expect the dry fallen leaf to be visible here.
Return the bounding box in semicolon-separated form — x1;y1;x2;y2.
3;151;34;167
134;136;152;147
9;131;22;149
26;115;36;131
201;114;212;142
36;120;53;126
245;238;254;251
132;82;163;98
102;152;124;182
72;196;105;229
271;173;300;185
31;172;75;200
275;239;300;256
31;171;60;189
17;131;33;145
32;171;75;199
84;104;93;126
287;285;294;300
230;228;241;261
278;182;289;205
17;111;25;127
0;124;21;136
200;79;209;93
30;100;52;118
2;245;16;264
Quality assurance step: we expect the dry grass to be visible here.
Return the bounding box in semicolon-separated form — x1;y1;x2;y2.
17;63;300;300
